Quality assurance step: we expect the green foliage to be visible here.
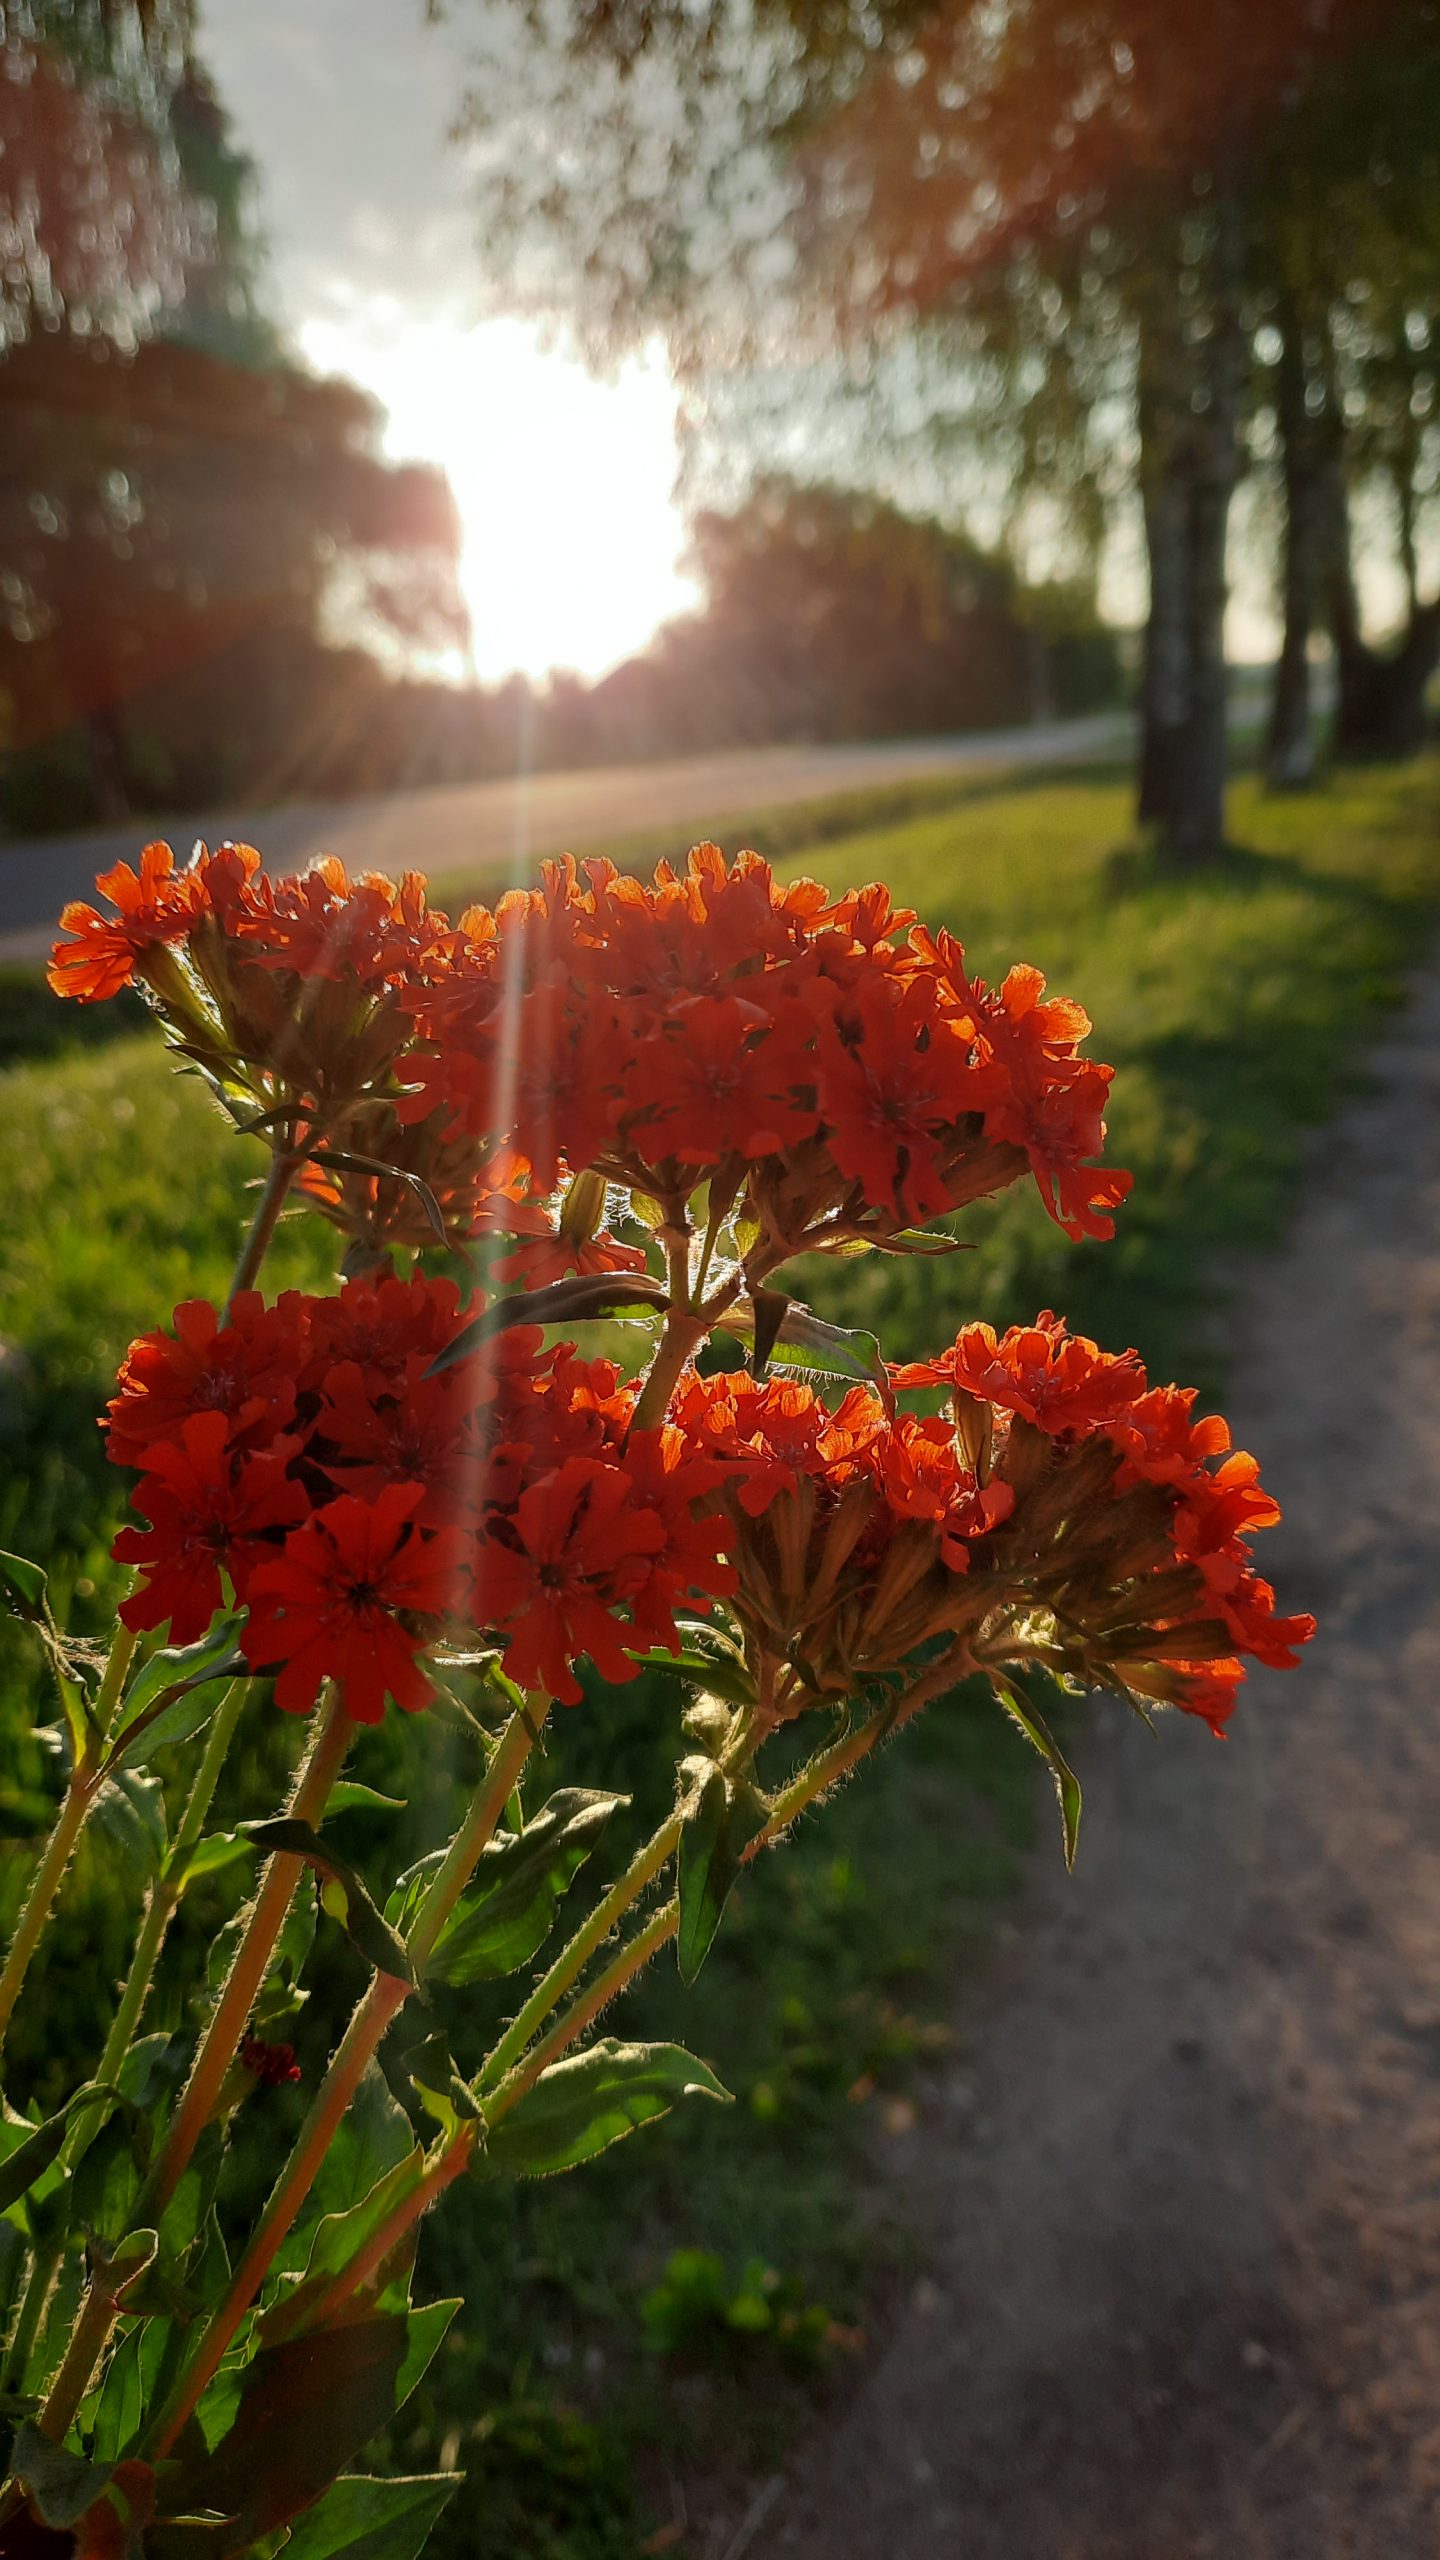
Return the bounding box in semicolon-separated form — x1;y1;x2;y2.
419;1793;624;1989
482;2042;731;2181
639;2248;836;2369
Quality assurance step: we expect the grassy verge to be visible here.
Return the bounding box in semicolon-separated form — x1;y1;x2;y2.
1;752;1437;2553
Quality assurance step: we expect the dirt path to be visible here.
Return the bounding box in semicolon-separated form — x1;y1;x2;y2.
0;714;1127;960
760;965;1440;2560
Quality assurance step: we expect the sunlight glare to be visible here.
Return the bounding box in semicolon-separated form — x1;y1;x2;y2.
298;311;699;684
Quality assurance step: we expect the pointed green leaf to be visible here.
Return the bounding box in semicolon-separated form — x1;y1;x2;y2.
625;1648;756;1705
996;1677;1083;1870
328;1781;408;1816
427;1271;667;1372
282;2471;459;2560
393;2295;461;2414
483;2038;730;2180
90;1766;168;1883
0;1549;48;1618
105;1622;246;1769
166;1831;250;1895
876;1227;969;1256
0;2082;115;2213
425;1789;624;1987
241;1819;413;1984
677;1769;770;1986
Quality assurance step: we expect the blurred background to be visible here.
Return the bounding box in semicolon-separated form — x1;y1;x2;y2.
2;3;1439;2555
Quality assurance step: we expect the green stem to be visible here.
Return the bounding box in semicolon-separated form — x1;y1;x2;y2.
140;1695;545;2459
36;2273;130;2447
0;1777;94;2061
485;1897;681;2125
265;2128;477;2346
0;1615;145;2060
223;1146;303;1319
1;2242;59;2397
91;1621;139;1739
137;1688;351;2224
407;1700;547;1968
477;1809;683;2094
144;1969;413;2460
67;1680;254;2170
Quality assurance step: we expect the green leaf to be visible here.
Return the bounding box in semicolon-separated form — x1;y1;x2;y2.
241;1819;413;1984
91;1766;168;1884
996;1677;1083;1871
0;2083;114;2213
328;1781;408;1816
427;1271;668;1372
8;2422;115;2529
88;2330;146;2464
105;1621;246;1769
483;2038;730;2180
173;2315;410;2550
0;1549;47;1618
166;1832;250;1896
71;2112;141;2242
625;1647;756;1706
307;2065;415;2227
724;1296;893;1406
677;1768;770;1986
267;2147;423;2338
0;2112;69;2216
876;1227;968;1256
393;2295;460;2415
425;1789;624;1987
282;2472;459;2560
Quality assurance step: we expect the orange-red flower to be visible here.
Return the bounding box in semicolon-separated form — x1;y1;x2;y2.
47;841;200;1002
242;1483;465;1723
115;1414;307;1643
477;1456;667;1704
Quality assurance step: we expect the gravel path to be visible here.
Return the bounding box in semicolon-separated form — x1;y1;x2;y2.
761;963;1440;2559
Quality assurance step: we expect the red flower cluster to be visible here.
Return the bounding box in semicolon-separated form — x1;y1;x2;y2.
108;1273;736;1718
891;1313;1315;1729
671;1370;1015;1717
396;844;1131;1255
50;840;1129;1267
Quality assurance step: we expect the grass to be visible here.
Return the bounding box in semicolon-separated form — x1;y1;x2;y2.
2;749;1438;2552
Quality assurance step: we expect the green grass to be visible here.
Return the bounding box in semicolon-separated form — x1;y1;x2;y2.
2;751;1438;2553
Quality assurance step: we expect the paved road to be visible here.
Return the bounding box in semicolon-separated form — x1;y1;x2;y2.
753;959;1440;2559
0;713;1128;961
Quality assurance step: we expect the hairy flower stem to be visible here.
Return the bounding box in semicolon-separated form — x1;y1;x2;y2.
0;1624;139;2058
486;1897;681;2126
264;2129;477;2346
1;2244;59;2398
144;1968;413;2461
137;1689;351;2225
64;1681;254;2173
141;1698;545;2458
406;1699;547;1966
223;1145;304;1319
37;2263;136;2446
477;1809;684;2096
0;1783;92;2062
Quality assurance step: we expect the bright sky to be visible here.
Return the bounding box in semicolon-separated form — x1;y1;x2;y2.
204;0;697;682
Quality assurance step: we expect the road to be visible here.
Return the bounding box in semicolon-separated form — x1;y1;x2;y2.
0;713;1128;961
750;956;1440;2559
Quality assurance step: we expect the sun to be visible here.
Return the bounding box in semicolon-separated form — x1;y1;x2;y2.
298;311;700;684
